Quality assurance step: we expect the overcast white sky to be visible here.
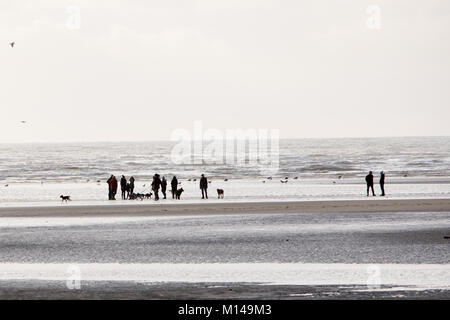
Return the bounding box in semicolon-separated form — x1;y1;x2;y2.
0;0;449;143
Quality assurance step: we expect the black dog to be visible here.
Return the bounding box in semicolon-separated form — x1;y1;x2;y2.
129;193;144;200
175;188;184;200
60;195;71;202
144;193;153;199
217;189;224;199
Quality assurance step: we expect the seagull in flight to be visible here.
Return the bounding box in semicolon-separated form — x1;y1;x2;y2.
10;42;14;48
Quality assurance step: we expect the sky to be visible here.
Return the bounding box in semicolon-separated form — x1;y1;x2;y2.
0;0;449;143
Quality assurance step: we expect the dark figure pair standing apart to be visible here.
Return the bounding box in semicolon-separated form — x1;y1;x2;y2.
365;171;385;197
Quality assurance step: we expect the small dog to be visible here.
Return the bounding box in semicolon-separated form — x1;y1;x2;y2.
135;193;145;201
217;189;224;199
175;188;184;200
60;195;71;202
129;193;137;200
144;193;153;199
129;193;144;200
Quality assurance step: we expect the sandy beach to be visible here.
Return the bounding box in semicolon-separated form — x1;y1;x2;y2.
0;198;449;299
0;198;449;217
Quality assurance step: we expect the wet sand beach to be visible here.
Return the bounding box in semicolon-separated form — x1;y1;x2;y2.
0;200;449;299
0;198;449;218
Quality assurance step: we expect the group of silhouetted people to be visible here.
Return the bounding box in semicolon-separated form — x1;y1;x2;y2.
365;171;386;197
106;173;209;201
109;171;385;200
107;175;135;200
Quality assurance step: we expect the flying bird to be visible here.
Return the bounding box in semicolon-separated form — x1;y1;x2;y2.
10;42;14;48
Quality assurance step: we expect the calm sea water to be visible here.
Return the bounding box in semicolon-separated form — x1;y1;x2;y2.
0;137;449;183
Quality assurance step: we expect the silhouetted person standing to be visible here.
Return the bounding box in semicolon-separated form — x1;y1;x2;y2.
129;176;135;195
126;183;131;198
120;175;127;200
107;175;118;200
365;171;375;196
152;174;162;201
380;171;386;196
171;176;178;199
200;174;208;199
161;176;167;199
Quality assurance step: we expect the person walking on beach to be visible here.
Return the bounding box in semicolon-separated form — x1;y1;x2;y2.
107;175;118;200
380;171;386;196
151;174;162;201
200;174;208;199
129;176;135;195
161;176;167;199
365;171;375;196
120;175;127;200
171;176;178;199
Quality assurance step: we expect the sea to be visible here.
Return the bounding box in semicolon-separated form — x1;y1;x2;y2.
0;136;449;206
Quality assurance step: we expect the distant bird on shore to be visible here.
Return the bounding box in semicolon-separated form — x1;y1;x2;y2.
10;42;14;48
262;181;266;183
293;177;298;180
338;175;342;179
224;179;228;181
280;180;288;183
4;184;8;187
188;179;191;181
267;177;272;180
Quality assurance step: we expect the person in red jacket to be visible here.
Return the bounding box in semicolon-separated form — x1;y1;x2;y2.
107;175;118;200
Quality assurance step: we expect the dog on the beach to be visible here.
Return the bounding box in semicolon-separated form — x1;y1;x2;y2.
135;193;145;201
129;193;145;200
129;193;137;200
175;188;184;200
60;195;71;202
217;189;224;199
